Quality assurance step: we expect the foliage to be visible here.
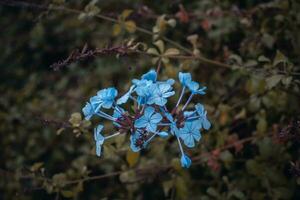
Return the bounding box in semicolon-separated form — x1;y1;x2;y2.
0;0;300;199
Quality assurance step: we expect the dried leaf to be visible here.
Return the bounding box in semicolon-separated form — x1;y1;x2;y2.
126;150;139;167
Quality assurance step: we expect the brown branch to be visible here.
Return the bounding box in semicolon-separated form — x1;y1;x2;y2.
50;44;134;71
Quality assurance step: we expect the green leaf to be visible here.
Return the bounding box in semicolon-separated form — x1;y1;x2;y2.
281;76;292;86
61;190;74;198
112;24;122;36
162;180;174;196
154;40;165;53
258;55;271;63
124;20;136;33
167;19;176;27
266;75;283;89
164;48;180;56
256;117;267;134
30;162;44;172
258;137;273;159
146;48;160;56
187;34;198;48
219;150;233;163
262;33;275;48
207;187;220;198
175;176;188;199
121;9;133;19
119;170;136;183
246;159;263;176
273;50;287;66
52;173;67;188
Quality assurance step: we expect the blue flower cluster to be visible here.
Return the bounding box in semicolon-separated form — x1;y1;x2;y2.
82;70;211;168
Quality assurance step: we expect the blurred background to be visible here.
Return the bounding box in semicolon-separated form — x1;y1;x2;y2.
1;0;300;199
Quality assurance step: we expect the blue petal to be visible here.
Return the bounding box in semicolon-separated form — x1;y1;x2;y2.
154;97;167;106
130;134;141;152
195;103;205;115
181;134;195;148
142;69;157;82
144;106;155;119
95;141;102;156
187;81;199;92
202;119;211;130
116;86;135;105
146;123;157;133
150;113;162;124
94;125;105;143
82;102;95;120
134;117;148;128
180;154;192;168
179;72;192;87
158;131;169;138
163;91;175;98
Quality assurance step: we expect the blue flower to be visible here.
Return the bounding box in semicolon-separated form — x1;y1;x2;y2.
117;85;135;105
147;83;175;106
179;72;192;87
180;153;192;168
134;106;162;132
179;120;202;148
90;87;118;111
130;131;142;152
94;124;105;156
134;80;153;97
82;102;95;120
112;106;125;127
142;69;157;82
186;81;206;95
164;112;179;136
195;103;211;130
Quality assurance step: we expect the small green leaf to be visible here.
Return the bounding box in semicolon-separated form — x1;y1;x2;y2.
207;187;220;198
164;48;180;56
258;55;271;63
119;170;136;183
146;48;160;56
121;9;133;19
112;24;122;36
273;50;287;66
154;40;165;53
167;19;176;27
256;117;267;134
52;173;67;188
30;162;44;172
281;76;292;86
124;20;136;33
266;75;283;89
219;150;233;163
61;190;74;198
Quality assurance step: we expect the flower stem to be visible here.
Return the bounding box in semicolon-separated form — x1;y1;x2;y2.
176;136;184;156
175;86;186;108
145;132;157;144
182;93;194;111
105;132;120;139
96;112;116;121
